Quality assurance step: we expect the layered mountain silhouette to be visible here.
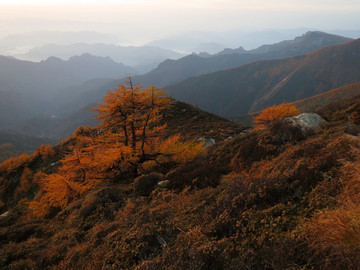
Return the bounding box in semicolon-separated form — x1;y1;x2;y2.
145;28;317;53
17;43;184;72
129;31;351;88
60;31;352;114
0;53;135;95
3;31;357;140
229;31;351;55
167;38;360;116
0;54;136;129
0;31;119;55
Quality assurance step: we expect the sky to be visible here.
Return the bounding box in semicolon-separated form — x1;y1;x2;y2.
0;0;360;44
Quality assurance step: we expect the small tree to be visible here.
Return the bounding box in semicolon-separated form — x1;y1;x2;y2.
253;103;299;130
29;79;204;217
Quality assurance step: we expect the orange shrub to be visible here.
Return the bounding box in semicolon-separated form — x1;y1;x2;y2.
0;153;31;174
253;103;299;130
32;144;55;159
73;125;92;137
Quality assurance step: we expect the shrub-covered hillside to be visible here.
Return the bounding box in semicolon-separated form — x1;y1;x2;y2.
1;88;360;269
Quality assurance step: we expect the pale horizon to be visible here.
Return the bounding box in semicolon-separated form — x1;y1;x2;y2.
1;0;360;45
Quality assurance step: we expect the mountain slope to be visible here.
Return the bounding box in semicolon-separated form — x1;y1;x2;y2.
1;94;360;269
0;89;41;129
293;82;360;112
9;107;99;140
167;38;360;117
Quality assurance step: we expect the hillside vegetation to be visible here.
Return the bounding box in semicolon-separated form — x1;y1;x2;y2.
231;82;360;127
1;87;360;269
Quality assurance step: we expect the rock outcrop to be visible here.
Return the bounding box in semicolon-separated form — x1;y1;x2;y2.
197;137;215;147
286;113;326;131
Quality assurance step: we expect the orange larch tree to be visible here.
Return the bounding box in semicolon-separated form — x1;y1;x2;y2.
29;79;204;217
91;78;173;163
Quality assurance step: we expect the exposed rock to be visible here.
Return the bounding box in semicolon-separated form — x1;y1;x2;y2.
158;180;170;188
0;211;9;217
286;113;326;131
197;137;215;147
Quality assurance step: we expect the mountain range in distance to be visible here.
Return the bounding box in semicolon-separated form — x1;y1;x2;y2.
0;31;119;55
145;28;358;53
64;30;352;115
167;37;360;117
0;53;136;129
32;32;359;140
2;30;360;154
15;43;185;73
0;53;135;95
130;31;352;89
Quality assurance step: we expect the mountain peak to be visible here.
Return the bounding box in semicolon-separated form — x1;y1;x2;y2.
293;30;352;45
69;53;114;62
43;56;64;63
216;46;247;56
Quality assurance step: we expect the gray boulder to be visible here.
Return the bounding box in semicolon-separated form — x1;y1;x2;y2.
286;113;326;131
158;180;170;188
197;137;215;147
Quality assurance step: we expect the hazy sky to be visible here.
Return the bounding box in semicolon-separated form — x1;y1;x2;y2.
1;0;360;43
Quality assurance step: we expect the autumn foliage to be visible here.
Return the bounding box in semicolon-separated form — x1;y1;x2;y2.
253;102;299;129
5;85;360;269
306;161;360;265
27;80;204;217
91;79;172;156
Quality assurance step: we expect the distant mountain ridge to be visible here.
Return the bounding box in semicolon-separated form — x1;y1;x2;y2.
3;31;355;142
167;38;360;117
0;53;135;95
145;28;316;53
17;43;184;72
32;31;351;115
217;31;351;55
128;31;352;88
0;31;119;55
